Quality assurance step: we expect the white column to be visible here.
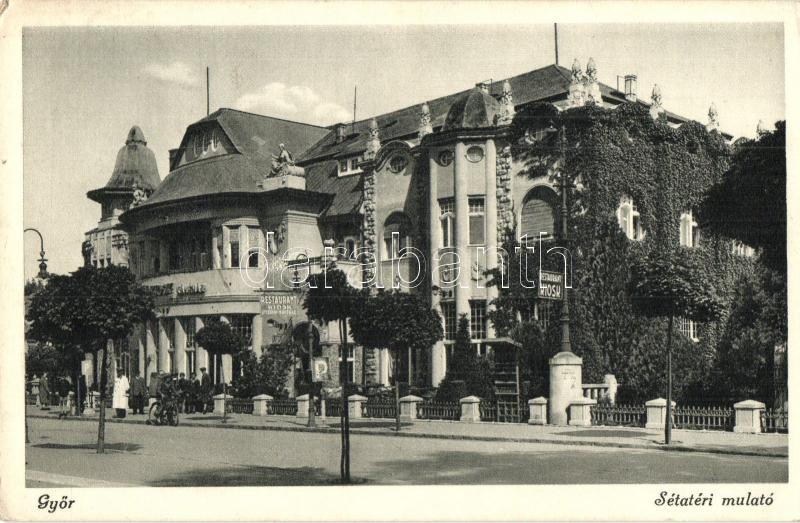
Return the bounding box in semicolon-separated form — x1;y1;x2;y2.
195;317;209;371
252;314;263;357
174;318;186;376
454;141;470;319
219;315;232;383
212;230;221;269
222;226;231;269
378;348;390;386
485;139;498;339
158;318;170;373
145;321;157;381
137;325;146;377
429;151;447;387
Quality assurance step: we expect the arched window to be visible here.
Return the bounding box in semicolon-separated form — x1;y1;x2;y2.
384;212;413;259
520;186;558;243
617;196;645;241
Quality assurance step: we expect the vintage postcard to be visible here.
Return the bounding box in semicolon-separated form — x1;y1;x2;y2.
1;0;798;521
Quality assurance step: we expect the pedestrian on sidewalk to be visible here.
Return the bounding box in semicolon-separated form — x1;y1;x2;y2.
130;374;146;415
199;367;211;414
185;372;198;414
113;370;130;419
177;372;188;413
56;375;71;418
39;372;50;409
78;375;87;414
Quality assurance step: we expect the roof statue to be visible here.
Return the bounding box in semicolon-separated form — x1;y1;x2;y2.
649;84;665;120
498;80;515;124
706;103;719;132
584;57;602;106
364;118;381;160
129;181;149;209
269;143;305;178
567;58;586;108
757;119;767;136
418;102;433;140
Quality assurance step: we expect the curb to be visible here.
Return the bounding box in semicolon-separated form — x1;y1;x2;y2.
26;414;788;459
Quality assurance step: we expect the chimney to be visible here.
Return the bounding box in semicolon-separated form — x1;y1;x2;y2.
624;74;637;102
335;123;346;143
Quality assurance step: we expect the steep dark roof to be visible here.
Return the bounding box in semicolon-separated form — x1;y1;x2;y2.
88;126;161;202
442;88;504;131
304;160;363;217
138;109;329;208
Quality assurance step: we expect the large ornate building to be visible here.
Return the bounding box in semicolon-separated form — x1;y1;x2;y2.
84;60;729;394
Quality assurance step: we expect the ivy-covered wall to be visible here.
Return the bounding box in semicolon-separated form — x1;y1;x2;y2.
504;101;755;402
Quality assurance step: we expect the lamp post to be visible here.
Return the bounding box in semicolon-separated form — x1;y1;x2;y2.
24;228;48;279
556;125;573;354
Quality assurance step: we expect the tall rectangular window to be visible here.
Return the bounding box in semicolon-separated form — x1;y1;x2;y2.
470;300;487;340
230;228;240;268
680;211;700;248
439;198;454;248
441;301;456;341
468;197;485;245
338;345;355;383
229;314;253;348
678;317;698;342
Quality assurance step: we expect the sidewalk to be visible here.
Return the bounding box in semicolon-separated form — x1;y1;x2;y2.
26;405;788;458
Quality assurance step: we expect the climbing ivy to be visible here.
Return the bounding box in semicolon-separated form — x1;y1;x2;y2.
506;101;754;402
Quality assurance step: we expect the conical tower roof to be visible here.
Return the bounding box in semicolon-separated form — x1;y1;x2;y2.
88;126;160;203
442;87;503;132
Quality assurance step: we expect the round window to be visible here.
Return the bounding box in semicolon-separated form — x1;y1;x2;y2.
437;150;454;166
466;146;484;163
388;155;408;173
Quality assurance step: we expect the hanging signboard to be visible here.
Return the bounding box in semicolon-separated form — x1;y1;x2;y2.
538;271;564;301
312;357;330;382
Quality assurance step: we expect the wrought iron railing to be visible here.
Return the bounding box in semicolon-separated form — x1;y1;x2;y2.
225;398;254;415
762;408;789;433
363;399;396;419
673;405;734;431
591;404;646;427
417;401;460;421
325;398;342;418
266;398;297;416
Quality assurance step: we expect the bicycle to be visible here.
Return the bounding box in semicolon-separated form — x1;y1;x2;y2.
146;374;180;426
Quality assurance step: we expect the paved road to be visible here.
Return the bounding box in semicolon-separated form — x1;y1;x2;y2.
26;417;788;486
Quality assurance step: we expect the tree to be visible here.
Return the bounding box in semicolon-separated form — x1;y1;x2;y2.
700;121;786;274
230;341;296;399
303;266;359;484
434;315;494;402
350;289;443;431
628;249;724;444
26;266;154;453
195;318;244;422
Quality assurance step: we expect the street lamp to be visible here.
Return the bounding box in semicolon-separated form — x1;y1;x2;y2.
24;228;48;279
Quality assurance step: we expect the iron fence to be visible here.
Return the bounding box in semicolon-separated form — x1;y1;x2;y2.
762;408;789;433
363;399;396;419
417;401;460;421
477;399;528;423
225;398;254;415
591;404;646;427
267;398;297;416
673;405;734;431
325;398;342;418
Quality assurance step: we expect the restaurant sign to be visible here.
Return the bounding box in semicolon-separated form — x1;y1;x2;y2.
538;271;564;301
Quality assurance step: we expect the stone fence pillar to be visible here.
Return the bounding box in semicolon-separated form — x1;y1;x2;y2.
213;393;231;415
91;391;101;413
528;397;548;425
399;395;423;421
296;394;310;418
348;394;367;419
734;399;765;433
645;398;675;429
603;374;618;404
252;394;273;416
459;396;481;422
568;397;596;426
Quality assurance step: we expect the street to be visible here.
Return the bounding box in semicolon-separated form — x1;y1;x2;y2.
25;417;788;486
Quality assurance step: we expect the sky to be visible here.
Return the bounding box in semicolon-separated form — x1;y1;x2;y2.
22;23;785;280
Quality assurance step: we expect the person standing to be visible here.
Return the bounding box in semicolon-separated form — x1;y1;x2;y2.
199;367;211;414
112;369;130;419
78;375;87;414
56;375;71;418
130;374;146;415
39;372;50;409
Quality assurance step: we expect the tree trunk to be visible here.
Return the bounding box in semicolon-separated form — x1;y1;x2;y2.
394;349;401;432
665;315;673;446
97;345;109;454
339;318;351;483
307;320;316;428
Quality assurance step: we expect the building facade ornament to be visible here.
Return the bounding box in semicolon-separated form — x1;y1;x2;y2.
567;58;586;108
364;118;381;161
418;102;433;140
495;143;514;241
584;57;602;106
706;103;719;132
649;84;665;120
498;80;515;124
269;143;305;178
756;119;767;136
129;182;148;208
